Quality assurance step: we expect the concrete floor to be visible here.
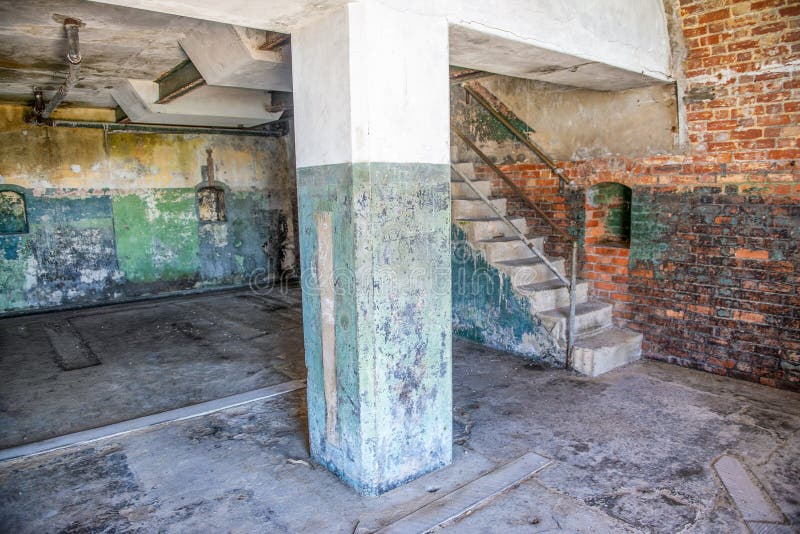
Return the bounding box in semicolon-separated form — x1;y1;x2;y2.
1;290;799;533
0;289;305;448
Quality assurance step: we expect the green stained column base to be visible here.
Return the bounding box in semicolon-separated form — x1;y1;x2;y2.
297;162;452;495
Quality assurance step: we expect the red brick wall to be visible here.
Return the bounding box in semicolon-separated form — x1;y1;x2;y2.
473;164;580;264
469;0;800;390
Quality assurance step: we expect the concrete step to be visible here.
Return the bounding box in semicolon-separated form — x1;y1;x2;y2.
518;279;589;311
451;162;476;180
494;256;566;287
477;235;545;263
450;179;492;199
455;217;528;242
536;301;614;344
571;326;643;377
452;197;507;219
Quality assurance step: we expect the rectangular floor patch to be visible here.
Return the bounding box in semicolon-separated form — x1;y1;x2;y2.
377;451;551;533
713;455;785;524
44;320;101;371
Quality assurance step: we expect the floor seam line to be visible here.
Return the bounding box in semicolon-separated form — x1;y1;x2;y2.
0;379;306;463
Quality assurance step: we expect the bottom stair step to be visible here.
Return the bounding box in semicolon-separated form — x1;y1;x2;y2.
572;327;643;377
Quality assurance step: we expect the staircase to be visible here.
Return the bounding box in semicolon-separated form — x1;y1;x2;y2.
451;161;643;377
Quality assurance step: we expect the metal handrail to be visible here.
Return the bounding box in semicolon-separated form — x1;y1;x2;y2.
451;164;570;288
452;163;579;368
452;124;573;244
462;83;574;192
452;86;582;368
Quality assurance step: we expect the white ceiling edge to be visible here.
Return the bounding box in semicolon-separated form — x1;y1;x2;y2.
180;22;293;92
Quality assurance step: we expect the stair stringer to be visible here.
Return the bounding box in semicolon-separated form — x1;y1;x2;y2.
451;224;563;364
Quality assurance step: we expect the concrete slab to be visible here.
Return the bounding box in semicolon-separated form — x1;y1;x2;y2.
0;380;305;462
747;521;797;534
713;455;785;523
378;451;551;533
43;320;101;371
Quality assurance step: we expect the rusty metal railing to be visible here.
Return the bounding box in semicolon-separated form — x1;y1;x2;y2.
452;93;581;368
462;83;576;194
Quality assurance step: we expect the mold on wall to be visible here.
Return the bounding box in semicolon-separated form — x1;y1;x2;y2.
0;189;27;234
0;104;296;314
451;79;679;164
452;225;560;364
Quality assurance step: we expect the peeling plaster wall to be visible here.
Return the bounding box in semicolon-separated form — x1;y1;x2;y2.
0;104;296;314
451;225;559;363
451;78;679;164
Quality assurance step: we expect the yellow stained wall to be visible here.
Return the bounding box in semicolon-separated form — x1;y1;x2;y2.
0;104;293;194
0;103;296;313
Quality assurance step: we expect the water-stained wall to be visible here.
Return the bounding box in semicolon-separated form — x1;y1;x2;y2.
451;225;559;363
0;104;296;314
450;79;678;165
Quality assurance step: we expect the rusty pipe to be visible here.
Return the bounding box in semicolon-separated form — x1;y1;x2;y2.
42;21;82;120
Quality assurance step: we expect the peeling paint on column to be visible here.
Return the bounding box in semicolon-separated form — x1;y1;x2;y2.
452;225;560;364
316;211;338;445
298;162;452;496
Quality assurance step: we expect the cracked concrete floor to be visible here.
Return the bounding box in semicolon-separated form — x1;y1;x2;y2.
1;292;799;532
0;288;305;448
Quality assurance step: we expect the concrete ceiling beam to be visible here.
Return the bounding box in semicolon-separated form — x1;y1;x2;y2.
111;79;282;127
179;23;293;92
91;0;672;92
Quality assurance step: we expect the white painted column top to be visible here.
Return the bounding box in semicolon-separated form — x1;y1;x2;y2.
292;2;450;167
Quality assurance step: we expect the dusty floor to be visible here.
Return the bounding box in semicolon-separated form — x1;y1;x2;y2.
0;288;305;448
1;290;798;533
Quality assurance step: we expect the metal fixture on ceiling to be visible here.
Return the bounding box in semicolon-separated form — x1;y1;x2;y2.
33;18;83;123
258;30;290;51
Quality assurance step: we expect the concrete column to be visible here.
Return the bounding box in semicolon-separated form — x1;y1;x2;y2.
292;2;452;495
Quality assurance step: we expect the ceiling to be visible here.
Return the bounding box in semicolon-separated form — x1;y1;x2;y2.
0;0;671;111
0;0;241;108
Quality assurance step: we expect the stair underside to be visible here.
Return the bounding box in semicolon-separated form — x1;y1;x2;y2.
451;161;642;376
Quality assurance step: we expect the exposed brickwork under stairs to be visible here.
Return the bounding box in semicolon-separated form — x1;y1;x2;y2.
451;161;642;376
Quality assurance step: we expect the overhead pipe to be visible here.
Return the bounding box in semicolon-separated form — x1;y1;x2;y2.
47;119;287;138
41;19;82;120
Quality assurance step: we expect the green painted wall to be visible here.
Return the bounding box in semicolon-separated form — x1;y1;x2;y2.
0;105;296;314
451;225;560;363
113;190;200;284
